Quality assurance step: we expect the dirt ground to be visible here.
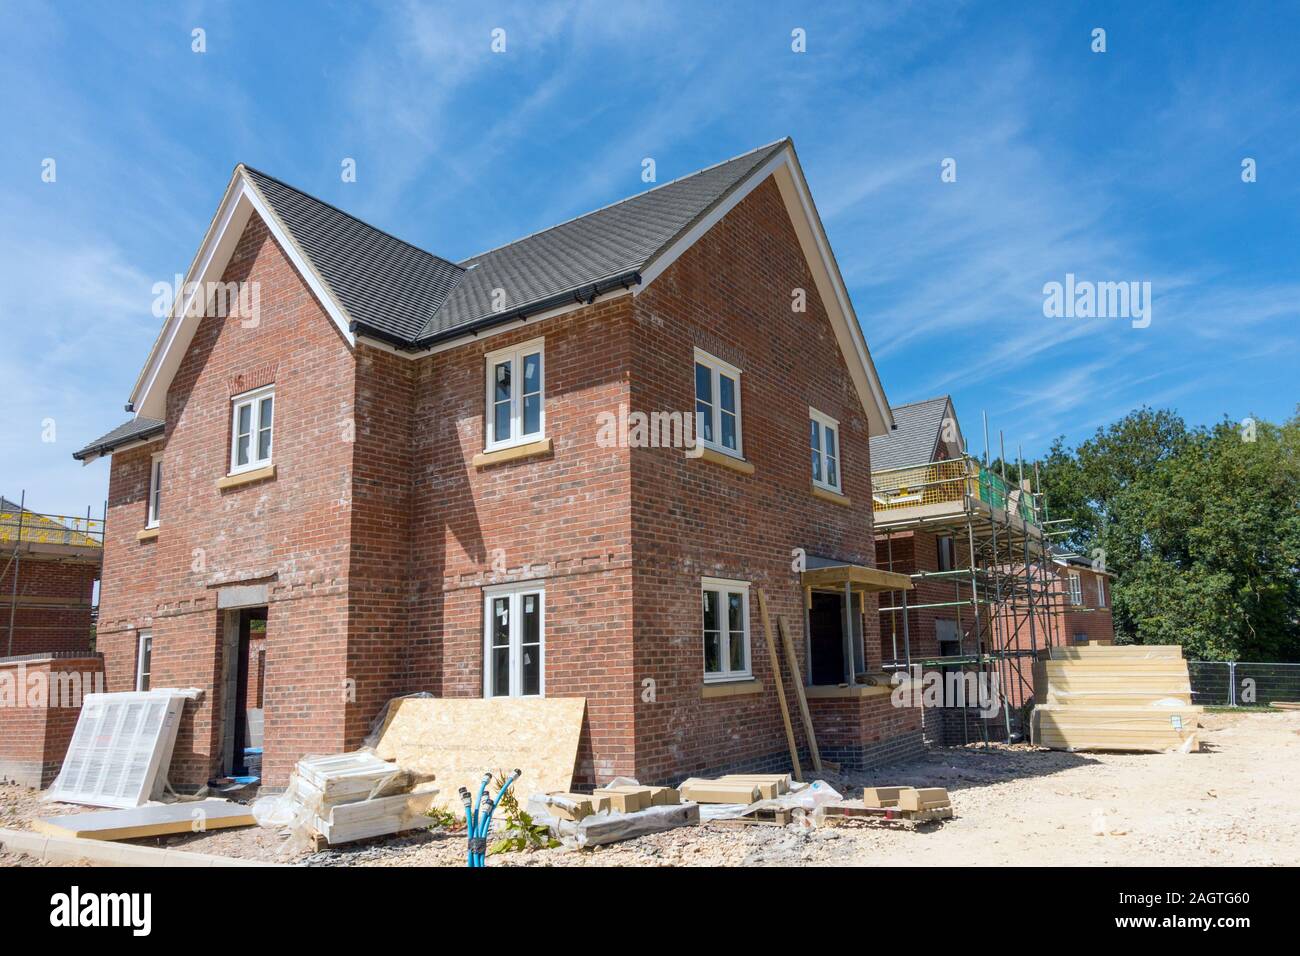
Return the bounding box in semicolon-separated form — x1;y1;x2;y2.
4;708;1298;867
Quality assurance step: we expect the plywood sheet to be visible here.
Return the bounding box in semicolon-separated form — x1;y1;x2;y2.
32;799;254;841
373;696;586;806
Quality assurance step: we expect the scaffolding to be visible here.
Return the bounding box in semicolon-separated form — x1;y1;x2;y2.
0;491;105;657
870;451;1070;743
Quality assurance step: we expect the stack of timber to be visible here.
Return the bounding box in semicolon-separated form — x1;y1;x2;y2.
1031;645;1201;753
824;786;954;823
543;784;681;820
678;773;793;804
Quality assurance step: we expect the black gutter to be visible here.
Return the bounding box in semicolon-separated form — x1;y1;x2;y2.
72;424;166;462
349;271;642;352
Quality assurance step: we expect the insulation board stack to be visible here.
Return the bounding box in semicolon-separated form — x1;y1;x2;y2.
1031;645;1201;752
289;752;438;845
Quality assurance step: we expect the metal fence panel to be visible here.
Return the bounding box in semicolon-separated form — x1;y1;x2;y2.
1189;660;1300;707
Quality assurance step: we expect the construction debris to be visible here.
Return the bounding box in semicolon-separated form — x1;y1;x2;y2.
1032;644;1202;752
528;778;698;849
33;799;254;841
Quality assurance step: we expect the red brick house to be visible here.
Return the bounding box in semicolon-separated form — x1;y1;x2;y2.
1053;555;1115;646
0;497;100;658
870;397;1070;740
74;139;923;789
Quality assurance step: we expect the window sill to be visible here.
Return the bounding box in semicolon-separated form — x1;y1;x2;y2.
472;437;553;469
702;678;763;698
136;527;160;542
685;445;754;475
217;464;276;490
811;484;851;507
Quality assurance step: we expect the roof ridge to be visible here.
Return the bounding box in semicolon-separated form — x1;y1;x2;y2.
239;165;465;274
456;138;790;265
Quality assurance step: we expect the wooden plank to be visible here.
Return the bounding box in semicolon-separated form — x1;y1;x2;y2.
756;589;802;782
33;799;254;841
861;786;910;808
898;787;950;812
373;696;585;808
778;615;822;774
678;780;761;804
600;787;652;813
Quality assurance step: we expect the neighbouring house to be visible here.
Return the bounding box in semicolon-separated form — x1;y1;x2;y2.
0;498;104;788
72;139;925;790
0;497;101;658
869;397;1069;742
1053;554;1115;646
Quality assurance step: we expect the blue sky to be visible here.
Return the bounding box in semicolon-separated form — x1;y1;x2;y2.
2;0;1297;516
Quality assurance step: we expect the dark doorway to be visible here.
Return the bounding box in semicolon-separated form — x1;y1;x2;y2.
809;591;845;685
231;607;264;775
219;606;265;781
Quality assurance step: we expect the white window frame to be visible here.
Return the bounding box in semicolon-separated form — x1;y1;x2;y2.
1067;572;1083;606
693;348;744;459
482;581;546;699
701;577;752;683
135;629;153;691
1096;576;1106;608
809;407;841;492
229;384;274;475
484;337;545;452
146;453;163;528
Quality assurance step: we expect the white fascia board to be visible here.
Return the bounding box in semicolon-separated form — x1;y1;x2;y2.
129;168;356;420
633;144;895;437
773;150;893;437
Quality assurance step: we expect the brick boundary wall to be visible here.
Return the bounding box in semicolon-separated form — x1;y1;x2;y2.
0;655;105;788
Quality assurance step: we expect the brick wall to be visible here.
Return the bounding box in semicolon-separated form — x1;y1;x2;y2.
627;177;896;784
406;297;636;785
1058;565;1115;645
97;215;357;788
0;655;104;788
0;559;97;657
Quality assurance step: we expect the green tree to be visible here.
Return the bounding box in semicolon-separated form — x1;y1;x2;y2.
1037;408;1300;661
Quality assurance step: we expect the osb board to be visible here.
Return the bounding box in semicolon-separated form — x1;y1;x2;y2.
373;697;586;807
32;799;254;841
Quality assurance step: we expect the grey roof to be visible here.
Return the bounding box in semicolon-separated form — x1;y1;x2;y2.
73;417;165;461
424;140;788;340
869;396;952;472
243;167;466;343
247;140;788;347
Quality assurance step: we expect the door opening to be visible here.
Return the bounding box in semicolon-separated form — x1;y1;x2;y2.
218;606;265;781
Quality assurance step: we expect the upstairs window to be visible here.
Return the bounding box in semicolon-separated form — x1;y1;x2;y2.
810;408;841;492
937;535;955;572
694;349;742;457
1096;576;1107;608
146;453;163;528
1067;572;1083;606
485;339;545;451
702;577;751;683
230;385;274;474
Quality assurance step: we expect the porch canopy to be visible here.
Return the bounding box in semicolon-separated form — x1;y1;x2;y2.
800;555;913;594
800;556;913;686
